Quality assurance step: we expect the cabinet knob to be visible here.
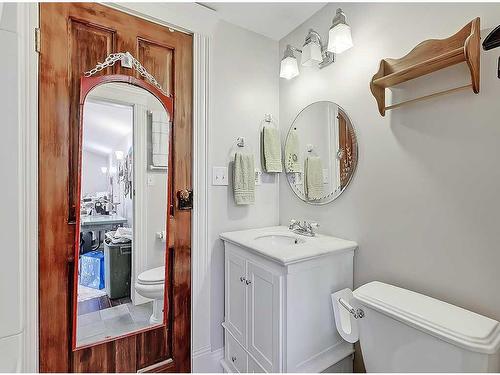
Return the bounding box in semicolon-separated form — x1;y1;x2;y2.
240;276;246;283
231;356;237;362
245;279;252;285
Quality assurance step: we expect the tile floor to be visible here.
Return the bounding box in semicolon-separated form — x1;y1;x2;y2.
76;301;156;347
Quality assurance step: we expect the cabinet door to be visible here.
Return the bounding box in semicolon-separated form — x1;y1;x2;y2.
248;357;266;373
247;262;280;372
225;251;247;344
226;331;248;373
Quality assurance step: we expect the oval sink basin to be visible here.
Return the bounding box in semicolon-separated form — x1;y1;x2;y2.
254;234;305;246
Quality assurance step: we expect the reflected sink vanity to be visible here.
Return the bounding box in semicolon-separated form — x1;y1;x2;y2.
220;226;357;373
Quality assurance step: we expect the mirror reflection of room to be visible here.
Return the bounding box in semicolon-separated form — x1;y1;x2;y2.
76;83;170;347
285;101;357;204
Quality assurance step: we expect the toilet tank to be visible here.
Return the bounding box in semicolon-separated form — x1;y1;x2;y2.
353;282;500;372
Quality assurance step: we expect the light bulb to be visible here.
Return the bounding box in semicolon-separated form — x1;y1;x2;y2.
301;30;324;67
280;44;300;80
280;56;299;79
327;8;353;54
301;41;323;67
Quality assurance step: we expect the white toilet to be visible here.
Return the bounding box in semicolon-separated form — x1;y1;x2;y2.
135;266;165;324
332;281;500;372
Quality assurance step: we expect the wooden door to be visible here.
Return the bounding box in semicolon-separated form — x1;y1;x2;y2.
225;251;247;345
338;110;353;190
39;3;192;372
246;262;280;372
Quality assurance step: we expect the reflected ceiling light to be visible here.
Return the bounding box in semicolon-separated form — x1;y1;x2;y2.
100;167;108;174
328;8;353;54
115;150;124;160
280;45;300;80
109;166;117;175
301;30;323;67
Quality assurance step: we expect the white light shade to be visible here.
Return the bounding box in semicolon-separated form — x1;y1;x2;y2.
328;23;353;54
301;42;323;67
280;56;299;80
115;150;124;160
100;167;108;174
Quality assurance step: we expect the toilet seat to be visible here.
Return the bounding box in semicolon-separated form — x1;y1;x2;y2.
137;266;165;285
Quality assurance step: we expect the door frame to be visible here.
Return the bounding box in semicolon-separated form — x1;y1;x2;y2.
20;3;211;371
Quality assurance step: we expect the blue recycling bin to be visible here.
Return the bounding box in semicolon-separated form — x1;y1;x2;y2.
80;250;105;290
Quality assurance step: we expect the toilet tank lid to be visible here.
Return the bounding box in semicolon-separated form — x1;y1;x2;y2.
138;266;165;284
353;281;500;354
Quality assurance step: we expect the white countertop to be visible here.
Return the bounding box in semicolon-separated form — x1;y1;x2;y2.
81;214;127;226
220;226;357;266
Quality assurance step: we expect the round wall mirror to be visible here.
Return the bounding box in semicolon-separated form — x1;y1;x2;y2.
284;101;358;204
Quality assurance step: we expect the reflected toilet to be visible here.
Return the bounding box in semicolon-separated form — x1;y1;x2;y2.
135;266;165;324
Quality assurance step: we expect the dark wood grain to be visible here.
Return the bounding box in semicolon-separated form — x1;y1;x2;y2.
39;3;192;372
338;110;357;190
68;20;115;223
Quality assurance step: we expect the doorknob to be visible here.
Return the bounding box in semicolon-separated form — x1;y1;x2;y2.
177;189;193;210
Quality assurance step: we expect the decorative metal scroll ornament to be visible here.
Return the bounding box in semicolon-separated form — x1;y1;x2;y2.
84;52;170;97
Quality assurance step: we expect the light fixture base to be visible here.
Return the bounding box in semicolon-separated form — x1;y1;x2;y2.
319;50;335;69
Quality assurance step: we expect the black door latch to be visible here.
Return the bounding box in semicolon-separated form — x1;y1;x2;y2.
177;189;193;210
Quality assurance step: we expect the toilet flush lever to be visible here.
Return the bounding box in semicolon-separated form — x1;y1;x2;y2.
339;298;365;319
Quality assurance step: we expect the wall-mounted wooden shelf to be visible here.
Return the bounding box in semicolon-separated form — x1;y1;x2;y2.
370;18;480;116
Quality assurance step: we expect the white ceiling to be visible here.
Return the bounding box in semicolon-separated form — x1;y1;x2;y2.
199;2;326;40
83;101;133;156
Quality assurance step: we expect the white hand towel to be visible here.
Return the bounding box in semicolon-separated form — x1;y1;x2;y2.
262;126;283;173
151;120;169;167
304;156;324;201
233;152;255;205
152;110;169;123
285;129;301;173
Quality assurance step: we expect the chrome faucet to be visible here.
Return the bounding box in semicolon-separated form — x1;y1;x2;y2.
288;219;319;237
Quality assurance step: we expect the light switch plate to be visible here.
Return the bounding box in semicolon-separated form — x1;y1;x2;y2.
255;169;262;185
212;166;228;186
147;175;155;186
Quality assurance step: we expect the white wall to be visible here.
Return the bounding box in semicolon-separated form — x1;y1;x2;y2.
279;2;500;336
0;3;23;372
81;150;109;195
208;19;280;351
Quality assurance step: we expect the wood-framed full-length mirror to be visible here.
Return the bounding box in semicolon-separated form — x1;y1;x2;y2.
73;73;173;350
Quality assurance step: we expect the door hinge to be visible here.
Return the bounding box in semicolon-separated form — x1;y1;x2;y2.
34;28;40;53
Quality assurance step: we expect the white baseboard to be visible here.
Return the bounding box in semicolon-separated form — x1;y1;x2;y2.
192;347;224;373
294;341;354;373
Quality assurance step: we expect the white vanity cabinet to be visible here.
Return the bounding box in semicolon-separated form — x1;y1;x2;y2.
220;226;357;373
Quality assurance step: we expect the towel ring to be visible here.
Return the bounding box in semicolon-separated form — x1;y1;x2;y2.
229;137;253;162
259;114;279;131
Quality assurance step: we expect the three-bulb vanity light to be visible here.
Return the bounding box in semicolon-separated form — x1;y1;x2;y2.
280;8;353;80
